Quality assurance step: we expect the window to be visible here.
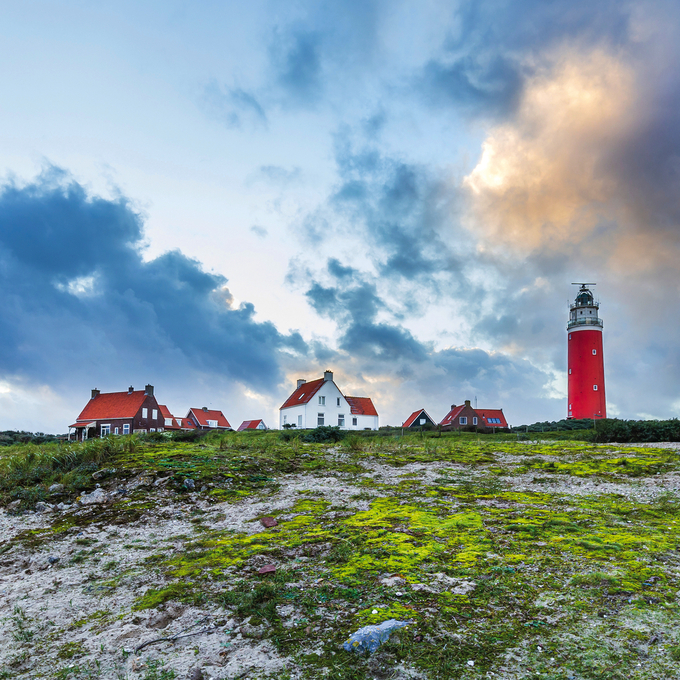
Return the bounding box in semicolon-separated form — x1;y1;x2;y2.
101;424;111;436
459;416;467;425
419;418;426;425
352;417;358;426
207;419;218;427
165;418;172;426
152;409;158;420
114;427;119;435
150;428;156;432
142;408;148;418
318;413;325;426
473;417;478;425
338;414;345;427
592;349;597;355
283;415;287;424
298;415;302;428
158;428;164;432
337;397;341;406
319;396;325;405
569;369;572;374
123;424;130;435
593;385;598;391
568;411;572;417
569;334;572;340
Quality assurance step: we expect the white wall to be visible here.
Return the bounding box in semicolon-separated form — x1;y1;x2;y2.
280;379;378;430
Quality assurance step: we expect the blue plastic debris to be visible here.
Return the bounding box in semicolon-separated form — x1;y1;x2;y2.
343;619;413;654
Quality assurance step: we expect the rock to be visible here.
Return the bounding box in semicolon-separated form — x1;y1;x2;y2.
48;556;60;565
183;478;196;491
257;564;277;575
49;483;64;494
56;503;72;511
343;619;414;654
259;516;278;528
35;501;54;513
240;623;265;639
188;669;204;680
380;576;406;587
79;488;108;505
7;500;21;512
92;468;117;480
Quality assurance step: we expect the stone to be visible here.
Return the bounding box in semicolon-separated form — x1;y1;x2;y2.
79;488;108;505
35;501;54;513
48;556;60;565
188;669;204;680
49;483;64;494
183;478;196;490
257;564;277;575
259;516;278;528
92;468;116;480
56;503;72;511
7;500;21;512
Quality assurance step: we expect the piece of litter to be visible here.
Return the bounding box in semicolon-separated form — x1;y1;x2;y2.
260;516;278;528
467;660;474;667
343;619;413;654
372;609;378;614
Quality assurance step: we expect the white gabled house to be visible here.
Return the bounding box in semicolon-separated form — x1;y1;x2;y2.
279;370;379;430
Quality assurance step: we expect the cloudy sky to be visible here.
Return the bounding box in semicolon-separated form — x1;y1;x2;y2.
1;0;679;433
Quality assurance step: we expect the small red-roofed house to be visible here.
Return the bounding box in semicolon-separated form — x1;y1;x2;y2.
440;400;508;431
279;370;379;430
403;409;437;429
159;405;181;431
185;407;232;430
477;409;508;429
237;419;268;431
69;385;164;440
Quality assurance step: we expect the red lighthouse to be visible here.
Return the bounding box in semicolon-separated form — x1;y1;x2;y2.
567;283;606;420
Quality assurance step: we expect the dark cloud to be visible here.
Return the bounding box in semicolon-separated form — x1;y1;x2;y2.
201;81;267;129
419;0;635;118
271;30;323;105
0;168;305;395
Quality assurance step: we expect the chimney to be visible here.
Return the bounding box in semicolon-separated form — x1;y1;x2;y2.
323;370;333;382
202;406;208;412
128;386;134;394
297;379;306;389
144;384;154;396
451;404;455;411
464;400;471;407
91;388;100;399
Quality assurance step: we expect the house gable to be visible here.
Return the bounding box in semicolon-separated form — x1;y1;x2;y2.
403;409;436;428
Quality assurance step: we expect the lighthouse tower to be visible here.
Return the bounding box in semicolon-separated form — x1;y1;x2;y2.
567;283;606;420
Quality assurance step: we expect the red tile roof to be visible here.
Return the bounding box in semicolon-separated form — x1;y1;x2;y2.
478;410;508;428
280;378;325;410
158;405;181;430
403;409;433;428
345;396;378;417
188;408;231;429
74;390;149;422
440;405;465;426
237;419;264;431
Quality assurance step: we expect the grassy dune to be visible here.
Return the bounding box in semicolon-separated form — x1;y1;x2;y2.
1;432;679;679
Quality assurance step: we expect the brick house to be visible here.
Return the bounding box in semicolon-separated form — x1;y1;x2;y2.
440;400;508;431
69;385;164;440
184;407;232;430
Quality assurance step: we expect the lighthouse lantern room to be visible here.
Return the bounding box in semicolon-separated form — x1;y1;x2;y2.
567;283;606;420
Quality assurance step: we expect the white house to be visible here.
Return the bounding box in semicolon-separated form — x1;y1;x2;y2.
279;370;379;430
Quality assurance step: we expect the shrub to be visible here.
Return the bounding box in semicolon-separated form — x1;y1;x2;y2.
302;426;346;443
